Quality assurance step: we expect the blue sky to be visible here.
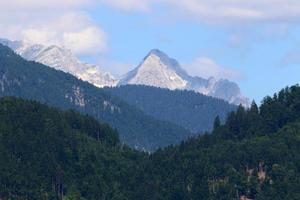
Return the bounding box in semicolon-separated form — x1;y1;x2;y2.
1;0;300;102
88;3;300;102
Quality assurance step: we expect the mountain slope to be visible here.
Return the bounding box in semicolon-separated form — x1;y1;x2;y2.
0;39;117;88
0;97;145;200
118;49;190;90
106;85;236;133
119;49;249;106
141;85;300;199
0;43;192;151
0;39;249;106
1;86;300;200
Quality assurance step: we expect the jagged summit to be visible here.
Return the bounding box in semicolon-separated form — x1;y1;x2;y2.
119;49;189;90
146;49;188;75
0;39;250;106
147;49;176;63
0;39;117;88
148;48;164;56
119;49;250;106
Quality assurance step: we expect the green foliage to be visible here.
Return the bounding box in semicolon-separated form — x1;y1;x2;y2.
1;42;300;199
0;97;145;200
213;116;221;129
140;85;300;199
0;44;192;151
213;85;300;141
105;85;236;133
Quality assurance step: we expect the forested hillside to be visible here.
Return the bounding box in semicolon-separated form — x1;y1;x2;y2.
0;44;192;151
140;85;300;199
106;85;236;133
1;86;300;199
0;97;146;199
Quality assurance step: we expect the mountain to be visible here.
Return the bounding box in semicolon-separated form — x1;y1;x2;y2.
0;38;117;88
0;43;192;151
0;96;144;199
1;86;300;200
119;49;249;106
141;85;300;200
105;85;236;133
0;39;249;106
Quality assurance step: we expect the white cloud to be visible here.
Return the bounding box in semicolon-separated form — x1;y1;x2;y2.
0;1;106;56
101;0;152;12
97;59;134;78
22;29;58;45
0;0;91;11
63;27;107;55
1;0;298;57
99;0;300;24
184;57;242;80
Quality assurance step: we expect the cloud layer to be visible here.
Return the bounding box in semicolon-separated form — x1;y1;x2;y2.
1;0;297;80
2;0;299;57
101;0;300;23
0;0;91;11
0;0;106;56
184;57;242;80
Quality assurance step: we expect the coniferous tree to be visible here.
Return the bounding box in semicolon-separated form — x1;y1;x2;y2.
214;116;221;129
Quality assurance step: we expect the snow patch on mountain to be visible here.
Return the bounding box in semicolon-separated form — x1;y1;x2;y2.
119;49;250;106
119;50;188;90
0;39;117;88
0;38;249;106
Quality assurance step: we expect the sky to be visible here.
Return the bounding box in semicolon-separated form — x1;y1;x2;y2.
0;0;300;102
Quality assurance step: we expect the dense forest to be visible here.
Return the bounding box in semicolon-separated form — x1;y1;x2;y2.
1;84;300;199
0;43;192;151
106;85;236;133
0;97;146;199
140;85;300;199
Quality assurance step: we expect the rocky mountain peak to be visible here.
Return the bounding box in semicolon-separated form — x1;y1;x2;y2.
0;39;117;88
120;49;250;106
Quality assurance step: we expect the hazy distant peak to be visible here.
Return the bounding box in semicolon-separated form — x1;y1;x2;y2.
147;49;169;59
120;49;250;107
0;38;117;88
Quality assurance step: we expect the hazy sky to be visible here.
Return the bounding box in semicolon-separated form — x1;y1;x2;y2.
1;0;300;102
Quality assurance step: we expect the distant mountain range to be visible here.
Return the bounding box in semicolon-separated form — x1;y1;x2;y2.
0;43;193;151
119;49;249;106
0;39;249;106
105;85;236;133
0;39;117;87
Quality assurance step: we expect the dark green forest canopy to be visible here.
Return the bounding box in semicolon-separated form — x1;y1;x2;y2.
0;97;145;200
146;84;300;200
1;85;300;199
105;85;236;133
0;43;192;151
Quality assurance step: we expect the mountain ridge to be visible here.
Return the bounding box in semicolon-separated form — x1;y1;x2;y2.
119;49;250;106
0;38;117;88
0;39;249;106
1;84;300;199
0;43;192;151
105;84;237;133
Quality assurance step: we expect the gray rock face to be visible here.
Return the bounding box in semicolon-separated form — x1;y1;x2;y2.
0;39;117;88
119;49;189;90
119;49;250;106
0;38;249;106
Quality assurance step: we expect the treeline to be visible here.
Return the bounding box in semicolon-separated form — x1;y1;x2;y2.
106;85;236;133
0;43;192;151
0;97;144;200
215;85;300;140
141;85;300;199
1;85;300;199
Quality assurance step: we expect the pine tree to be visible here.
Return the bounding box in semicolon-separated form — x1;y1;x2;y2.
213;116;221;129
